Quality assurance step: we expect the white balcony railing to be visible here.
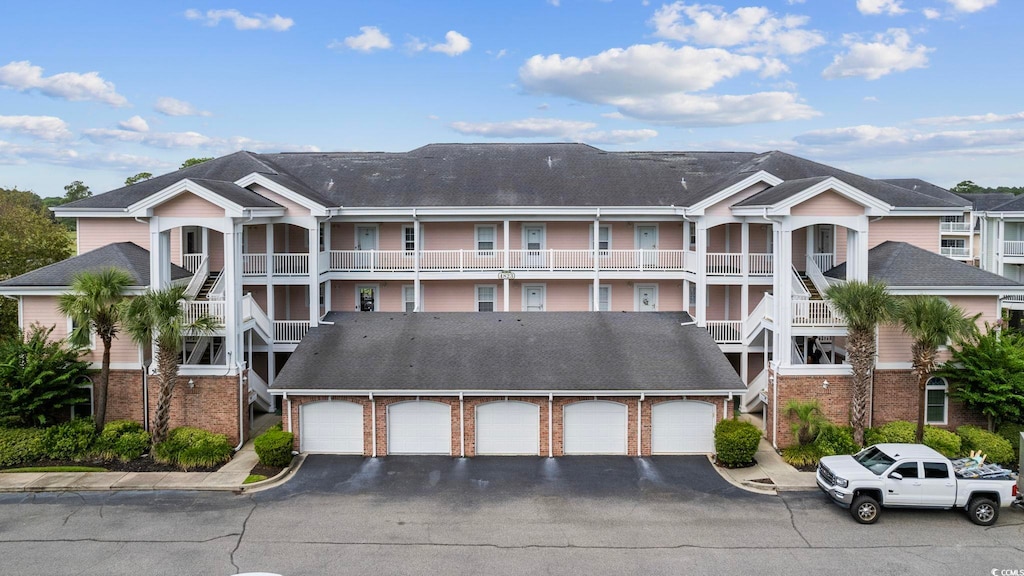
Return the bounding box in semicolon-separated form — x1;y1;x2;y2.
748;253;774;275
182;253;204;273
241;294;273;338
242;253;267;275
940;246;971;259
706;253;743;275
183;256;210;299
792;299;845;327
1004;241;1024;257
940;221;972;233
810;253;834;272
327;249;692;272
705;320;743;344
241;253;309;275
181;300;226;325
274;320;310;343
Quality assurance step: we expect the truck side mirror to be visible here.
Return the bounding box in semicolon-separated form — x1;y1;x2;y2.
888;472;903;481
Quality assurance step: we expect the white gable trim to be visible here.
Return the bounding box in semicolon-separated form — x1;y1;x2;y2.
127;179;283;218
731;177;892;217
235;173;330;216
686;171;783;216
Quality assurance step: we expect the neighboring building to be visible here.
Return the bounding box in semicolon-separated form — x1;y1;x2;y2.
1;144;1021;452
956;191;1024;316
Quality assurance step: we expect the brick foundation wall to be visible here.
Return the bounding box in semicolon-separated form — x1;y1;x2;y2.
771;369;987;449
96;370;247;445
285;394;732;457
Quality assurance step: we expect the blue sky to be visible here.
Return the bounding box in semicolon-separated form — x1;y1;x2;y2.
1;0;1020;197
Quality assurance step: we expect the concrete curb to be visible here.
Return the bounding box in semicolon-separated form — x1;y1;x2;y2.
706;456;778;496
240;454;306;494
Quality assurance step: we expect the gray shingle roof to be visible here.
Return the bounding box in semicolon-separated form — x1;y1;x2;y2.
976;194;1024;212
187;179;283;208
271;311;744;393
824;241;1022;288
732;177;831;207
954;192;1017;211
0;242;191;288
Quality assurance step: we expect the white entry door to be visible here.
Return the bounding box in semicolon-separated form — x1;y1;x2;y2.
387;401;451;455
300;401;364;454
637;225;657;267
524;285;545;311
524;225;545;268
476;401;540;455
563;401;628;455
355;226;378;269
636;284;658;311
651;401;715;454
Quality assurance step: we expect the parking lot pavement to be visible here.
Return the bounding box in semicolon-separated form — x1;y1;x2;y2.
255;454;756;501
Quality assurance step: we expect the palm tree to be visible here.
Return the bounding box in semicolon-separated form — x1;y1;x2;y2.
895;295;979;443
824;280;899;445
785;399;826;446
121;285;220;444
58;267;134;431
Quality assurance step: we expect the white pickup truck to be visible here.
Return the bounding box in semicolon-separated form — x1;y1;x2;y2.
816;443;1019;525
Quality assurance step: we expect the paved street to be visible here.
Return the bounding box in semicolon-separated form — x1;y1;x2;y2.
1;455;1022;576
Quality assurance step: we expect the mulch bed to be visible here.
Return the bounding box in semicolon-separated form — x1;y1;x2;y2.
249;463;285;479
2;454;224;473
714;458;757;469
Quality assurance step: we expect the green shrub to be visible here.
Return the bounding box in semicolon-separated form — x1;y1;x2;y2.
864;420;916;446
714;419;761;467
95;420;150;462
0;325;90;426
782;444;823;468
997;422;1024;455
814;424;859;457
0;427;46;467
958;425;1015;466
923;427;961;458
41;418;96;460
253;428;294;468
154;427;233;471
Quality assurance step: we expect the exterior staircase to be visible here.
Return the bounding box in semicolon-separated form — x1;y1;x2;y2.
798;273;822;300
196;271;222;301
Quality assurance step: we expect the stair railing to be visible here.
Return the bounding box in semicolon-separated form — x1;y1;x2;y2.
183;256;210;299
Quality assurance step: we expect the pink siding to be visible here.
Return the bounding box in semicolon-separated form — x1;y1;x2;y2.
244;225;267;253
331;222;354;250
169;228;182;267
78;218;149;254
706;285;727;320
705;182;772;217
21;296;139;364
791;191;865;217
869;217;940;252
834;227;848;266
152;192;224;219
249;184;311;218
877;296;999;364
271;285;312;320
545;222;592;250
749;287;772;314
208;231;225;269
792;228;807;269
749;223;771;253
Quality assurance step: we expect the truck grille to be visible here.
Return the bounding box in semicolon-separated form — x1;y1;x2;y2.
818;463;837;486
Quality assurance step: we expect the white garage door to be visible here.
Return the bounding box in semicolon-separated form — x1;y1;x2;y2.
300;401;364;454
476;401;540;455
651;401;715;454
388;401;451;455
563;401;628;455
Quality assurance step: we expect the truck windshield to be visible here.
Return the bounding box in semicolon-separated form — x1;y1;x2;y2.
854;447;896;475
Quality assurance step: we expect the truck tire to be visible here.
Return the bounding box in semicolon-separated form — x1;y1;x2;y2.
967;497;999;526
851;495;880;524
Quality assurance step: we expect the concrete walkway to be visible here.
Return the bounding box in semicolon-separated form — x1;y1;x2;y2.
0;413;281;493
715;438;818;494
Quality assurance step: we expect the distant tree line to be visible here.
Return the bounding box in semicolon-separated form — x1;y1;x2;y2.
951;181;1024;195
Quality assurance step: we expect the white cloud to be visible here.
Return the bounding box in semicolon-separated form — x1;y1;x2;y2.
923;8;943;18
0;115;73;140
601;111;626;120
793;123;1024;159
946;0;997;13
184;8;293;31
537;103;550;110
448;117;657;144
335;26;393;53
404;36;428;53
649;2;826;56
822;28;931;80
154;96;212;117
0;140;80;165
82;125;319;153
487;48;509;59
430;31;472;56
548;0;560;6
118;115;149;132
0;60;128;107
611;91;820;126
914;111;1024;125
857;0;908;15
863;96;880;102
583;129;659;145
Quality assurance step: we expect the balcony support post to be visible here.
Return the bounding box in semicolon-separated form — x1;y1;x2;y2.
741;220;750;332
772;221;793;365
307;221;319;328
593;214;601;311
224;221;242;369
414;219;421;312
265;223;274;278
695;220;708;326
503;219;510;312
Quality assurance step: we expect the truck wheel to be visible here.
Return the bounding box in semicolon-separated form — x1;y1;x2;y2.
968;497;999;526
851;495;880;524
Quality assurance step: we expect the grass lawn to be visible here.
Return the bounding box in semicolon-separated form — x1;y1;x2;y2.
243;474;268;484
2;466;108;473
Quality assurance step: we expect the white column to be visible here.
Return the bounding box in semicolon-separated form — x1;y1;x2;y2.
414;220;421;312
682;279;692;315
695;221;708;325
503;219;510;312
740;221;750;328
846;229;857;281
322;220;332;272
223;223;242;370
773;223;793;364
308;222;319;327
593;217;600;311
148;218;171;289
806;224;815;270
265;223;274;279
201;227;210;263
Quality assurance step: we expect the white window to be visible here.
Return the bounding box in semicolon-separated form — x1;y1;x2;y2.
403;226;416;254
689;225;697;250
941;238;966;249
476;225;496;252
688;283;696;307
941;215;966;223
70;382;93;420
590;285;611;311
319;223;326;252
589;225;611;252
925;377;948;425
66;316;96;350
403;285;417;312
476;285;496;312
319;282;326;309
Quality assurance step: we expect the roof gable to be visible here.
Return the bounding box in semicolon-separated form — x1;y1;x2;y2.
128;178;283;217
732;176;891;216
825;241;1022;290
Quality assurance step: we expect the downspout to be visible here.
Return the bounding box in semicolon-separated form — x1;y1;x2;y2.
459;392;465;458
548;393;554;458
771;366;778;449
285;393;292;433
370;393;377;457
637;393;644;458
234;361;246;451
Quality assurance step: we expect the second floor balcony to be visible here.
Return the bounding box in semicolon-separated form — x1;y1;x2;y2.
326;248;700;273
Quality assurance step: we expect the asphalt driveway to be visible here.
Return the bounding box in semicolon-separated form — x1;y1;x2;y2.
257;454;753;501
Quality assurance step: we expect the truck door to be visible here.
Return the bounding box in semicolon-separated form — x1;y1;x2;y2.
884;461;921;505
919;461;957;507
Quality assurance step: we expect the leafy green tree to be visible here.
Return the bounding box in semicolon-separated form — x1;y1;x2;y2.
0;188;75;341
895;296;979;442
0;324;90;426
124;172;153;186
950;180;982;194
825;280;899;445
58;268;134;431
122;286;220;443
939;326;1024;430
180;157;213;169
63;180;91;203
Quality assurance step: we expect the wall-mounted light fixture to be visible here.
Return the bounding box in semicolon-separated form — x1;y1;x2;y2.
822;379;830;390
188;379;195;390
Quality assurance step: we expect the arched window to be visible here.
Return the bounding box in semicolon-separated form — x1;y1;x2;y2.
925;376;948;425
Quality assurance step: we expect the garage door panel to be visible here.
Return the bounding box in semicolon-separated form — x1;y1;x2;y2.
388;401;451;455
301;401;364;454
651;401;715;454
476;401;540;455
563;401;628;455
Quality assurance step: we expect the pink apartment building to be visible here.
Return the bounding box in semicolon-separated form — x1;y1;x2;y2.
1;144;1021;454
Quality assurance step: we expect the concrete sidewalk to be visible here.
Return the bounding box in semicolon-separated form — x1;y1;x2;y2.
0;414;280;493
715;438;818;494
